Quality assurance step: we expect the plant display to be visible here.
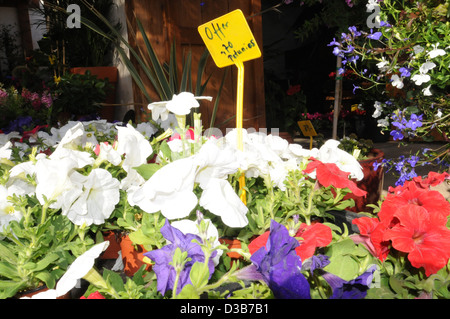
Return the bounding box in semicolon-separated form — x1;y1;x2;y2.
1;92;448;300
327;0;449;162
0;84;53;133
51;71;111;118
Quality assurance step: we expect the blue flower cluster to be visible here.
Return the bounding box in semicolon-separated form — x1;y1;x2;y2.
327;23;388;75
390;111;423;141
374;154;422;186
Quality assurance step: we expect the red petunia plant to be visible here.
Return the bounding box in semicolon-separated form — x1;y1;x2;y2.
352;171;450;282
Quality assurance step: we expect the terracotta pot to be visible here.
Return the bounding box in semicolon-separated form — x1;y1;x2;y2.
345;148;385;213
69;66;118;122
119;235;151;277
219;238;243;260
100;231;121;260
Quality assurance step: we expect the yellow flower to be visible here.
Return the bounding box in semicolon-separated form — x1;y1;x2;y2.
53;75;61;85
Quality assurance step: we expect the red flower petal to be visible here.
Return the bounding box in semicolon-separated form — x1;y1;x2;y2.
383;205;450;276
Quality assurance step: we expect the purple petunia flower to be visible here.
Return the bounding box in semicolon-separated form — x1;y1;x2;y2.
144;219;216;296
302;254;331;275
250;220;311;299
322;265;377;299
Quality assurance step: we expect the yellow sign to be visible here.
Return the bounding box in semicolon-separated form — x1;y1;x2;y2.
298;120;317;137
198;9;262;205
197;9;261;68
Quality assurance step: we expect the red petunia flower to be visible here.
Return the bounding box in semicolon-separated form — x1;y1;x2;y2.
413;171;449;189
304;159;367;197
248;222;332;262
80;291;106;299
379;181;450;226
383;205;450;276
286;84;301;95
352;217;390;261
20;125;49;143
294;222;332;261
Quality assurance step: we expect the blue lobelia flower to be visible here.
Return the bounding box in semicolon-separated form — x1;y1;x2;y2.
367;31;382;40
322;265;377;299
250;220;311;299
399;67;412;77
390;129;404;140
405;113;423;131
144;219;216;296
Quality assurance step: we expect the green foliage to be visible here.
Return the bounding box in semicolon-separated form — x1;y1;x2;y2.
51;71;111;116
0;194;94;298
36;0;121;68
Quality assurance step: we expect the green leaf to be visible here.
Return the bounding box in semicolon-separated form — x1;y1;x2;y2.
35;271;56;289
189;262;209;288
0;280;27;299
103;269;125;293
176;284;200;299
324;238;360;281
33;253;60;272
0;241;18;264
134;163;161;180
0;261;19;279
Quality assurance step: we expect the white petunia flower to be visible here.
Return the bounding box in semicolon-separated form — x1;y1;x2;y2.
148;92;212;121
131;157;199;219
136;122;158;138
166;92;212;116
0;141;12;160
63;168;120;226
34;156;82;210
317;139;364;181
95;142;122;166
199;178;248;228
0;185;22;233
116;124;153;172
21;241;110;299
132;139;248;228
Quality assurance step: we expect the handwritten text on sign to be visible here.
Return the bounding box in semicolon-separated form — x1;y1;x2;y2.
298;120;317;137
198;9;261;68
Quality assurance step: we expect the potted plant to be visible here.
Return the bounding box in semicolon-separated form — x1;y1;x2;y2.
0;174;94;298
51;71;111;122
36;0;122;122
